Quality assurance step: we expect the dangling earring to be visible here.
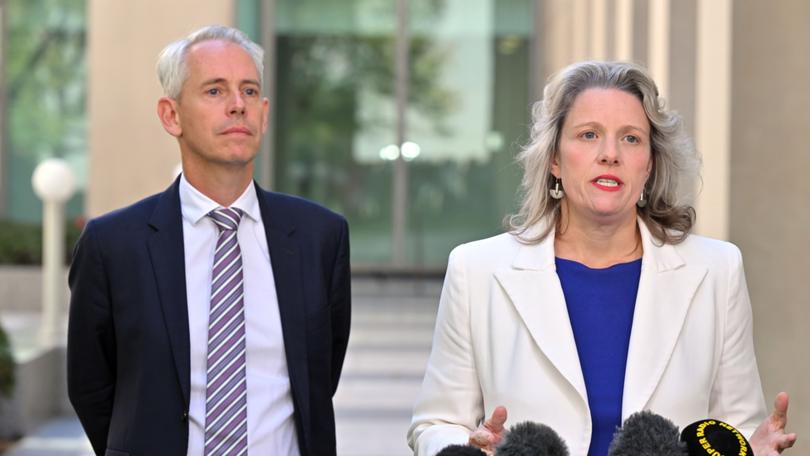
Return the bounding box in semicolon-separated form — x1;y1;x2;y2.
637;190;647;208
549;178;564;200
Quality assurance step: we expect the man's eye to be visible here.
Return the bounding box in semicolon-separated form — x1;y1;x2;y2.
207;88;220;96
244;88;258;96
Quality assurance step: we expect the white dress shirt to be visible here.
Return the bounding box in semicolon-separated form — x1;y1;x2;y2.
180;175;300;455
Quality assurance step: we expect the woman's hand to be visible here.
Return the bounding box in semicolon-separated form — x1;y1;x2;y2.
750;392;797;455
468;406;508;455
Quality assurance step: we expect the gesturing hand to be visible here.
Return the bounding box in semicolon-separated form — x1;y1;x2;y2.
750;392;797;455
468;406;508;456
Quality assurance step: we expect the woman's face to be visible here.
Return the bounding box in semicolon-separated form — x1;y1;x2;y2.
552;87;652;227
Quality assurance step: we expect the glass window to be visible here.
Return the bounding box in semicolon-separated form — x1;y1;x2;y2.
2;0;86;223
242;0;534;269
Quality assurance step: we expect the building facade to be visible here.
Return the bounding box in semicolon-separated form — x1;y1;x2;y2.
2;0;805;448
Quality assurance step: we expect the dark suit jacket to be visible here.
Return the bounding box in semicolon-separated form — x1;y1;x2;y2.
66;179;351;456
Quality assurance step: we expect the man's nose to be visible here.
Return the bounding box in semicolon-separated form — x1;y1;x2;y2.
228;92;246;116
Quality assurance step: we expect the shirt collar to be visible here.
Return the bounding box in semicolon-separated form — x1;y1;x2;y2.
179;174;261;226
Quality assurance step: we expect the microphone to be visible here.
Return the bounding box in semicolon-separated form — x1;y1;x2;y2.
496;421;569;456
436;444;486;456
680;419;751;456
608;410;688;456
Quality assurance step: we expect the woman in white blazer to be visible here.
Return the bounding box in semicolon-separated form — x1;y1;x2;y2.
408;61;796;456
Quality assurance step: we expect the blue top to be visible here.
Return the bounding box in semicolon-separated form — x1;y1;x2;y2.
555;257;642;456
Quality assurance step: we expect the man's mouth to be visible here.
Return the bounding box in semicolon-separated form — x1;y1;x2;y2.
222;126;252;135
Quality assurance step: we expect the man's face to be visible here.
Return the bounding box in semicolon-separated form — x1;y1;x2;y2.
168;40;268;170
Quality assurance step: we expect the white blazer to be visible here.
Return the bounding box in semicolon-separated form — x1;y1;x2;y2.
408;220;766;456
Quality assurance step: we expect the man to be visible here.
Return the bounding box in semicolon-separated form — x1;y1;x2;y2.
67;25;351;456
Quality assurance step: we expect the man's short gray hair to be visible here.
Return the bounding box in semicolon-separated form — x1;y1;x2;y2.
156;25;264;99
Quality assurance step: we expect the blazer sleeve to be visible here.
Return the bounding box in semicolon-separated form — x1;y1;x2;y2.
708;244;767;438
66;220;116;456
408;245;484;456
329;217;351;393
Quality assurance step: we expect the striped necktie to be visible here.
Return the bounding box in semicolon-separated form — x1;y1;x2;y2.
204;207;248;456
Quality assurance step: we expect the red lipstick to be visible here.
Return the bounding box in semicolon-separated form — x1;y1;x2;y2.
591;174;623;192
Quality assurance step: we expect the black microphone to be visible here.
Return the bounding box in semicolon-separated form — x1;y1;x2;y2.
680;419;751;456
496;421;569;456
608;410;688;456
436;444;486;456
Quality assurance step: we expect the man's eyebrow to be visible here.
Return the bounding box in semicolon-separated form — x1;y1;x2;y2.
200;78;261;86
201;78;226;86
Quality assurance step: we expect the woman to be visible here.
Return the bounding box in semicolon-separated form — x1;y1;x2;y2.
407;61;796;456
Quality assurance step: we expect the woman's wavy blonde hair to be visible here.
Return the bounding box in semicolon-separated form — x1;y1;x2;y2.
507;60;701;244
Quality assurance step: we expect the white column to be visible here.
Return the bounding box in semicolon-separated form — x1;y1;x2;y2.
589;0;607;60
648;0;670;98
32;159;76;347
694;0;732;239
543;0;574;73
614;0;634;61
572;0;589;61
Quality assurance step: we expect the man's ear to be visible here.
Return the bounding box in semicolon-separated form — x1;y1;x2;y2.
157;97;182;137
260;97;270;134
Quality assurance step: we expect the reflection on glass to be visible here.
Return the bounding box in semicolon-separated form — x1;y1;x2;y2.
268;0;533;268
402;0;533;266
272;0;399;264
3;0;86;222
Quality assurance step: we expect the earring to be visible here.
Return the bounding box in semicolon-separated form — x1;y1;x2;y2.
637;190;647;208
549;178;564;200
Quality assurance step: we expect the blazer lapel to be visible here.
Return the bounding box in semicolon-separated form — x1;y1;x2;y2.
146;178;191;406
494;230;589;408
256;185;311;442
621;221;708;417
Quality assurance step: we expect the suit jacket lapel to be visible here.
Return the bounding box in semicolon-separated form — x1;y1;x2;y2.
494;229;589;408
146;178;191;406
621;220;707;417
256;184;311;444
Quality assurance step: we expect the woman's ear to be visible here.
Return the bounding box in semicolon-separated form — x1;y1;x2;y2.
550;154;561;178
157;97;182;137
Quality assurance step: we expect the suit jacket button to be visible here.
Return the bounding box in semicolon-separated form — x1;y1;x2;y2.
181;411;189;422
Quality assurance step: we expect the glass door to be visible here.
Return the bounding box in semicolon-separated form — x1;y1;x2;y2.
247;0;535;269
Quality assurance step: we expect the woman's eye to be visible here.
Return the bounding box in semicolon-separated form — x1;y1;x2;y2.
624;135;640;144
582;131;597;140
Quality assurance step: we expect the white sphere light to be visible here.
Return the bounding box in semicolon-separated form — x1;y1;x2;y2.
32;158;77;203
401;141;421;161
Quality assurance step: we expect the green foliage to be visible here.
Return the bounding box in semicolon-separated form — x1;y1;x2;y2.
0;324;13;398
4;0;87;222
0;219;83;265
6;0;86;159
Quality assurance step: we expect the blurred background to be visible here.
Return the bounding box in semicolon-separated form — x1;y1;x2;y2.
0;0;807;454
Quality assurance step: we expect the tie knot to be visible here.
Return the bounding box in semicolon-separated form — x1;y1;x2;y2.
208;207;243;232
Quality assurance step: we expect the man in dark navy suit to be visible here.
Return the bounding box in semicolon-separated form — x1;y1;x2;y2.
67;25;350;456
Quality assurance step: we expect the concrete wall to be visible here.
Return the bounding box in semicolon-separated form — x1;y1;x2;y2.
731;0;810;450
86;0;235;217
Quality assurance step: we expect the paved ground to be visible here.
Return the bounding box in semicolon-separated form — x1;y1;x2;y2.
2;279;441;455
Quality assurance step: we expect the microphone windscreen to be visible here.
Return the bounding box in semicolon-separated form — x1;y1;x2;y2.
680;419;751;456
436;444;487;456
608;410;687;456
496;421;569;456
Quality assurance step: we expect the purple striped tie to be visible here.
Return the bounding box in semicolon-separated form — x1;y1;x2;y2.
204;207;248;456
